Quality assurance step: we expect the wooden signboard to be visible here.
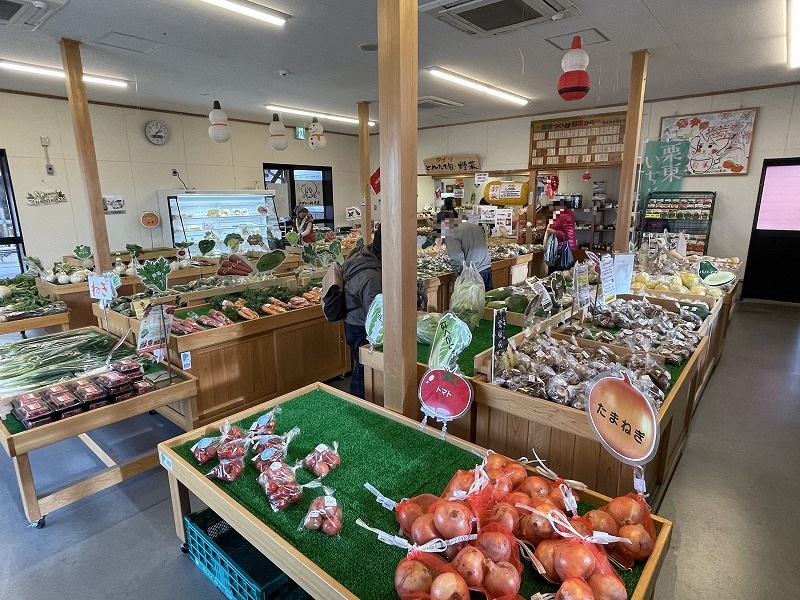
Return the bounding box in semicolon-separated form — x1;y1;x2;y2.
423;154;481;174
529;111;627;169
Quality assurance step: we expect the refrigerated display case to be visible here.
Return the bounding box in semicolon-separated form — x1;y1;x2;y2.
157;190;283;256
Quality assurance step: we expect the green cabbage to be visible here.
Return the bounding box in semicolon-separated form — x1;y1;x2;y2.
416;312;443;345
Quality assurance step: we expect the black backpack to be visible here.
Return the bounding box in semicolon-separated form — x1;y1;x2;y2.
320;261;346;322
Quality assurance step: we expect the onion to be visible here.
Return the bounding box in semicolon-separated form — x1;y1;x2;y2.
442;470;475;499
555;577;594;600
396;502;424;536
416;493;440;513
569;516;593;538
518;476;553;498
485;452;512;472
452;546;485;588
549;485;580;512
618;524;654;561
394;559;432;595
483;560;521;598
504;462;528;487
508;491;536;508
475;530;512;563
411;513;440;545
584;510;618;536
533;539;559;583
444;541;466;561
604;496;646;527
493;474;516;496
517;510;554;544
554;541;596;581
488;502;520;532
429;572;469;600
433;501;473;539
588;573;628;600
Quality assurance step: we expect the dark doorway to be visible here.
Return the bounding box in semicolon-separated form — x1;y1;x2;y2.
0;149;26;278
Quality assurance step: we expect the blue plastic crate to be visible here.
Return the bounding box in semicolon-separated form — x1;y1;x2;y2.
184;508;289;600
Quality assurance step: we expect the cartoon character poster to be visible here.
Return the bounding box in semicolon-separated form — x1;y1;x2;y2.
660;108;757;175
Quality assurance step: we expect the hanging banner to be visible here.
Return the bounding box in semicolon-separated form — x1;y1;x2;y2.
639;140;690;204
137;304;174;355
370;168;381;195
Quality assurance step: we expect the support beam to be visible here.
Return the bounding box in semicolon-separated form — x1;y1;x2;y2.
377;0;418;416
59;39;112;272
614;49;650;252
358;101;372;235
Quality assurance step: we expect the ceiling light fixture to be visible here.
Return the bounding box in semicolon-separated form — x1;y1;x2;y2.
426;67;528;106
198;0;288;26
265;105;376;126
789;0;800;68
0;60;129;87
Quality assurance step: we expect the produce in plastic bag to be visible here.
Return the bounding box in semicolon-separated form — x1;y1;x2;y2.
249;406;281;435
300;491;343;536
302;442;340;477
449;262;486;331
428;312;473;372
251;426;300;468
417;312;443;345
191;436;222;464
257;460;318;511
206;458;245;482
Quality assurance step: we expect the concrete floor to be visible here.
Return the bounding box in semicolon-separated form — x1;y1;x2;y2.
0;302;798;599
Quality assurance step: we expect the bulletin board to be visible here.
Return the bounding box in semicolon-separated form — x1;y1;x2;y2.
529;111;627;170
660;108;757;175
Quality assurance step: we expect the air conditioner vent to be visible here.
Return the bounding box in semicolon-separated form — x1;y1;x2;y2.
0;0;67;30
419;0;580;37
418;96;464;110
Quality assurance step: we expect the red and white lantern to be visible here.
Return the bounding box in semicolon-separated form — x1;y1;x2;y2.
557;36;590;101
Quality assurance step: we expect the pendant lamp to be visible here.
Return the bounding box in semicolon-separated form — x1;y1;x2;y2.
208;100;231;143
268;113;289;151
558;36;591;101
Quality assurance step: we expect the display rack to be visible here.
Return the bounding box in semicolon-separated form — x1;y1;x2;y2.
639;191;716;255
164;191;281;257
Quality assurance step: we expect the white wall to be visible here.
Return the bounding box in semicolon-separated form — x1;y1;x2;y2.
0;91;360;267
413;87;800;269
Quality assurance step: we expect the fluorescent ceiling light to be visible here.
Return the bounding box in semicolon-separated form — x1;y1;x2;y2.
427;67;529;106
0;60;129;87
198;0;288;26
266;105;376;126
790;0;800;68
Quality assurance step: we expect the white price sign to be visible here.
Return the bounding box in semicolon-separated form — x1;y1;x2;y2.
600;254;617;304
475;172;489;185
136;304;174;355
574;263;591;309
612;253;635;295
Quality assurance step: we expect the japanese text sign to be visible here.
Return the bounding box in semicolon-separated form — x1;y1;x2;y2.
365;294;384;347
639;140;689;203
574;263;591;309
423;154;481;174
600;254;617;304
587;371;659;465
136;304;174;355
88;275;115;301
428;312;472;371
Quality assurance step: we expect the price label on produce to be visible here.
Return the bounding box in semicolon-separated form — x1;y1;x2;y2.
574;263;591;309
137;304;174;355
88;275;115;301
600;254;617;304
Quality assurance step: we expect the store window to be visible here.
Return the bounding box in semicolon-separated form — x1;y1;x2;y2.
0;150;25;278
264;163;334;230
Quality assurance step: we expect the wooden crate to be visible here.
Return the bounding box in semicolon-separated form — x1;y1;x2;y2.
96;303;349;430
0;311;70;335
418;273;454;312
36;277;141;328
472;336;708;509
491;258;512;289
158;382;672;600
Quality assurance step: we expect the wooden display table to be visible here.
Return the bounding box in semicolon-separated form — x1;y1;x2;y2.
471;335;708;509
36;277;142;328
0;360;198;527
0;311;70;337
158;383;672;600
95;303;349;430
418;272;454;312
62;247;178;267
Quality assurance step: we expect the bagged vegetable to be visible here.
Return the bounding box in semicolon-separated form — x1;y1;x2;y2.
449;262;486;331
428;312;472;372
248;406;281;435
416;312;443;345
300;490;343;536
302;442;341;477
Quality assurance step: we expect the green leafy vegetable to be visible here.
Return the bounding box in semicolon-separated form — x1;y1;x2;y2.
416;312;443;345
125;244;143;258
301;244;318;267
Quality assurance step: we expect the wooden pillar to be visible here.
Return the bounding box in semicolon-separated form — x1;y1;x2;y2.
60;39;112;272
377;0;418;415
614;49;650;252
358;101;372;235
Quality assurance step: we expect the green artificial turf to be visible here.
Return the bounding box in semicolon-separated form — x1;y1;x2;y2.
416;319;523;377
1;363;183;435
172;390;645;599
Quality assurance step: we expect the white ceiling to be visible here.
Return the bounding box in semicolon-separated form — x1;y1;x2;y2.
0;0;795;131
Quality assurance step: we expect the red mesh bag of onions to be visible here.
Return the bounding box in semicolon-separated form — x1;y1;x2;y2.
394;551;468;600
599;492;657;567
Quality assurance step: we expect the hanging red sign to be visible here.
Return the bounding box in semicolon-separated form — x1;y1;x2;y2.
369;168;381;195
418;368;473;421
587;371;659;465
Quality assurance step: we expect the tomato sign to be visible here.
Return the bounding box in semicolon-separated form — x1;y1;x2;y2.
418;368;473;422
587;371;659;466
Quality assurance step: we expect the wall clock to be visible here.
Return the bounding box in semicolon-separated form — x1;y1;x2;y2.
144;120;169;145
